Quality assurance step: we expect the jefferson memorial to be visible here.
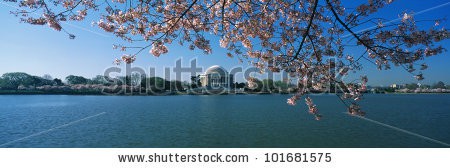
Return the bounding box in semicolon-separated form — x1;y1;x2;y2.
199;65;233;89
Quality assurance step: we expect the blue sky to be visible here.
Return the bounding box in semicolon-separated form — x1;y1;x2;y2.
0;0;449;86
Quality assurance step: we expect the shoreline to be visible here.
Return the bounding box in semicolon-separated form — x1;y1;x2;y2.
1;90;449;96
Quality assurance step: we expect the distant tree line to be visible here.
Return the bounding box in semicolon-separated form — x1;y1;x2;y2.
3;72;446;95
0;72;187;94
0;72;301;94
370;81;449;93
0;72;63;90
403;81;447;90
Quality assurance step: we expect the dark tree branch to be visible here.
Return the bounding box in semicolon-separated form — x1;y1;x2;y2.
292;0;319;60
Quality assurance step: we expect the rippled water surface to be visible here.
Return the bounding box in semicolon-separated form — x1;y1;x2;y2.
0;94;449;147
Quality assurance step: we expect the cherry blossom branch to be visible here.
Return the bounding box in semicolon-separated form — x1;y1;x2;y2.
326;0;417;76
292;0;318;61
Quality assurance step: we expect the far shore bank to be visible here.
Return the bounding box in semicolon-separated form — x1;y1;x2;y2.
1;90;449;96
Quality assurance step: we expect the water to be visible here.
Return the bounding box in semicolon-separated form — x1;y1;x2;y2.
0;94;449;148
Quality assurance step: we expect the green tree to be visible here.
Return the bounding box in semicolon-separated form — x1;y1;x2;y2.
104;76;122;86
190;75;202;88
432;81;446;89
34;76;54;86
235;82;246;89
0;77;4;90
1;72;35;89
384;87;396;93
405;83;419;90
274;80;289;90
143;77;167;92
65;75;89;85
53;78;63;86
169;80;184;92
130;73;143;86
262;79;276;92
420;84;431;89
116;76;130;86
117;74;143;86
90;75;108;85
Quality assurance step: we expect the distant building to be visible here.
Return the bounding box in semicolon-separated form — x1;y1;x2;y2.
390;84;402;89
199;65;233;89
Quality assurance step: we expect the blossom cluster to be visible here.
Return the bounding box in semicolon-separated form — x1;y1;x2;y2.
305;96;321;120
150;41;169;57
121;54;136;64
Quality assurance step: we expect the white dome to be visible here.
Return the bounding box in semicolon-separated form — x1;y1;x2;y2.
205;65;228;75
